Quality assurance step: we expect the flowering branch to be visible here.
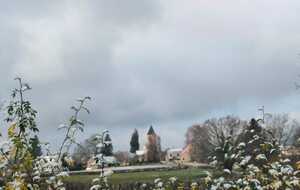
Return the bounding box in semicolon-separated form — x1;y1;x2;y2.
57;96;91;161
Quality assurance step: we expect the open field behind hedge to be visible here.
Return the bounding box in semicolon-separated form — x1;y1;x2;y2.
66;168;211;185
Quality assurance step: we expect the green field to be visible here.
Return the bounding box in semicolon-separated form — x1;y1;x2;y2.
66;168;210;185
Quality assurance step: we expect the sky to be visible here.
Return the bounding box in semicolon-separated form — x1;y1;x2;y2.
1;0;300;151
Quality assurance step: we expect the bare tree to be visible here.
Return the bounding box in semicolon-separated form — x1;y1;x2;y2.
185;116;246;163
206;115;246;147
114;151;130;164
265;113;300;146
185;124;213;162
72;134;99;166
292;127;300;147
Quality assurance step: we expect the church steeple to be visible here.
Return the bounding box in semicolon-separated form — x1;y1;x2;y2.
147;125;155;135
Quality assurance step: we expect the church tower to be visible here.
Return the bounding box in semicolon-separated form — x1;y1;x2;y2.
147;125;155;135
145;126;161;162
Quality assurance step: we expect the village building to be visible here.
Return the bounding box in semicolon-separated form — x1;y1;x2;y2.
86;156;119;170
136;149;146;162
135;127;194;163
136;126;162;162
165;148;182;161
180;144;192;162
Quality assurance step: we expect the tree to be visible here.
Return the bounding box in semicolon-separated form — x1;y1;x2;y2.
72;134;99;169
206;118;300;190
2;78;39;186
114;151;130;163
293;127;300;147
206;116;246;147
103;134;113;156
130;129;140;154
186;116;246;163
241;118;276;165
29;135;42;159
265;113;300;146
185;124;213;163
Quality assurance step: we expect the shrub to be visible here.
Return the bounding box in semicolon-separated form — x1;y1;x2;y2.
205;119;300;189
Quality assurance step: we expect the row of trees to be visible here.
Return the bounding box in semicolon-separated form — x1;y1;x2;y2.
205;117;300;189
152;117;300;189
72;128;138;167
72;126;162;166
186;114;300;163
72;114;299;166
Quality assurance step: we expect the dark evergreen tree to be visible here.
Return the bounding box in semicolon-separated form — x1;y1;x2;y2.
244;119;265;155
130;129;140;153
103;134;113;156
29;135;42;159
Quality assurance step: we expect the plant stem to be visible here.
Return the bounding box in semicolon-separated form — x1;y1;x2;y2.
57;100;85;161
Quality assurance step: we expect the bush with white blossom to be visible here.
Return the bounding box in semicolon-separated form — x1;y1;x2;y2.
0;78;90;189
204;118;300;190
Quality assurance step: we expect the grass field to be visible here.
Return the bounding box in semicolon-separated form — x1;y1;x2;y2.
66;168;210;185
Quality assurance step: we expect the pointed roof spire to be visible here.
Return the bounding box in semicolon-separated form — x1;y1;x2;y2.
147;125;155;135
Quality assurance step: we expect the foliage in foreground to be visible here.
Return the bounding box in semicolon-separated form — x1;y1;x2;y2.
0;78;90;189
205;118;300;189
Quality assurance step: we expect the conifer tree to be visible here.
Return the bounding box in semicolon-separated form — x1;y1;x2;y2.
130;129;140;153
103;134;113;156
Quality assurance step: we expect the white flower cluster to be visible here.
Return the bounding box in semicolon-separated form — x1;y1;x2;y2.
154;178;165;190
34;155;61;175
206;149;300;189
30;155;69;190
90;176;110;190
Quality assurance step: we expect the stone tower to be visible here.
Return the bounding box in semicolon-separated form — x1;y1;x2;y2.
145;126;161;162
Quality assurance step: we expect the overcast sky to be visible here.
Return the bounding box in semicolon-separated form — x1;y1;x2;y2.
1;0;300;151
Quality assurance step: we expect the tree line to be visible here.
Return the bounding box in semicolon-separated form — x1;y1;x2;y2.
186;114;300;163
